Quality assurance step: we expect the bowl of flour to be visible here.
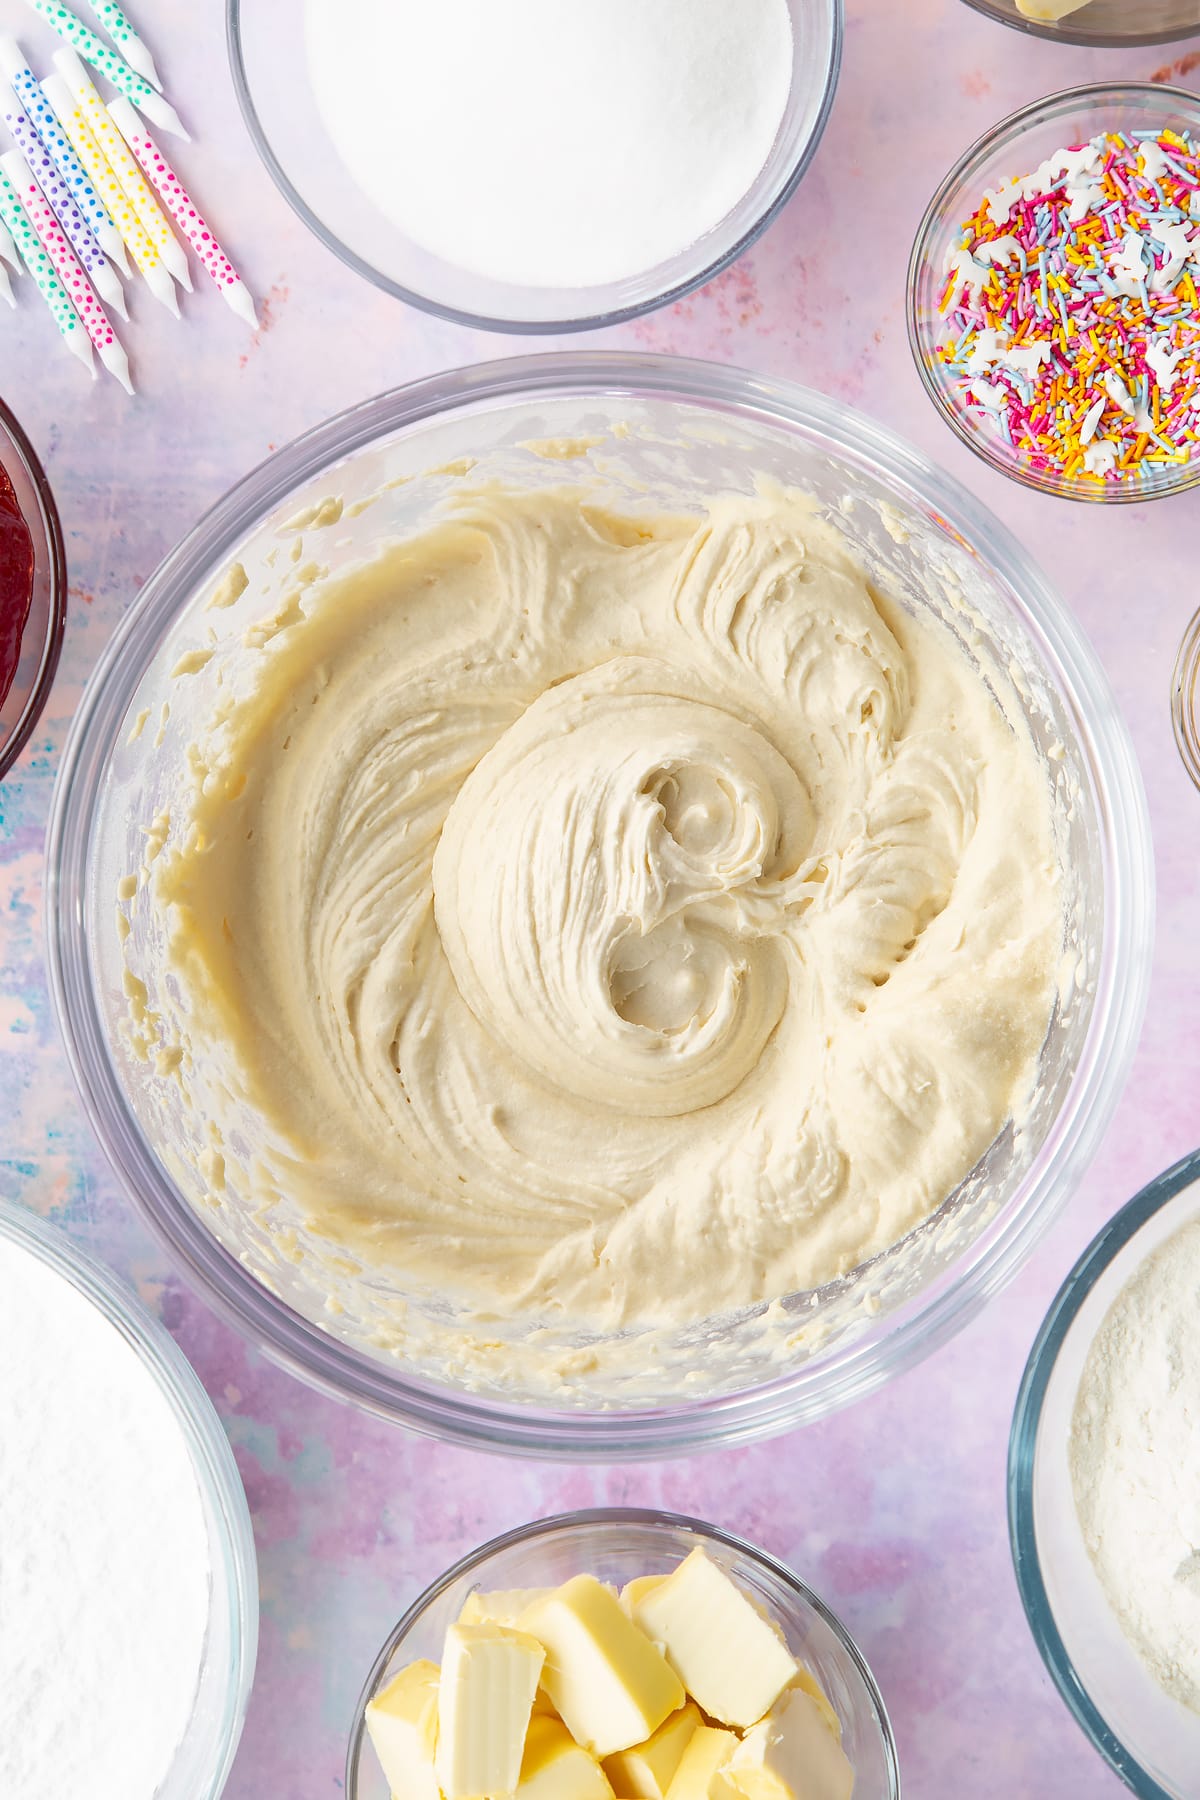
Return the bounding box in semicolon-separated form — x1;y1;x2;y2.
0;1201;257;1800
228;0;842;330
1010;1148;1200;1799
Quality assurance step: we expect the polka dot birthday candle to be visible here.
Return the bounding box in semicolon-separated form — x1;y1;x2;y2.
21;0;186;139
0;154;93;373
54;47;189;290
0;88;127;316
83;0;160;93
1;145;132;391
108;96;257;327
0;216;20;274
41;69;178;316
0;34;131;275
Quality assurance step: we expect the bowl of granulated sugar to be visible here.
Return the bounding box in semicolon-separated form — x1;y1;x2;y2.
0;1201;257;1800
229;0;841;331
1010;1148;1200;1799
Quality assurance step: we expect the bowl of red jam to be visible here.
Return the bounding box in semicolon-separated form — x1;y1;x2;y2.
0;397;66;779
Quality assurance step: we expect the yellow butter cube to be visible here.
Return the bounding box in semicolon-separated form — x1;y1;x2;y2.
456;1589;559;1722
664;1725;739;1800
435;1623;545;1800
460;1587;555;1628
620;1574;669;1615
517;1714;617;1800
790;1667;841;1743
520;1575;685;1757
603;1702;703;1799
631;1550;798;1729
726;1688;854;1800
1016;0;1089;17
458;1592;573;1725
363;1659;440;1800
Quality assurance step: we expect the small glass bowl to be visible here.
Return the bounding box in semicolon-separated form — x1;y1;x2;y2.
345;1509;900;1800
0;1199;258;1800
1009;1150;1200;1799
909;83;1200;505
226;0;842;333
0;396;66;779
959;0;1200;47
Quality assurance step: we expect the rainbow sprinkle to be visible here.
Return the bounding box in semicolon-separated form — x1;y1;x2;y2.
937;129;1200;488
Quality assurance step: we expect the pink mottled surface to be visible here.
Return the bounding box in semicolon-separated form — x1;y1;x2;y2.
1;1;1198;1794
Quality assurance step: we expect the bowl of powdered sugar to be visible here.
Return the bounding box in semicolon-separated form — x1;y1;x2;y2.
0;1201;257;1800
228;0;841;330
1010;1147;1200;1798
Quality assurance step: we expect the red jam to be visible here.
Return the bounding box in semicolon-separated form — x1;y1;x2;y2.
0;463;34;713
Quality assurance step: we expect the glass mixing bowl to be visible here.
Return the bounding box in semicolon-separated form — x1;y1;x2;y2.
0;1199;258;1800
909;83;1200;505
46;352;1153;1458
959;0;1200;46
226;0;842;332
346;1510;899;1800
1171;603;1200;790
0;395;66;779
1009;1150;1200;1799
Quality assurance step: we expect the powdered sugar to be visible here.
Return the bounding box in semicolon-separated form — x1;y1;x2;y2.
304;0;794;289
0;1232;211;1798
1070;1216;1200;1713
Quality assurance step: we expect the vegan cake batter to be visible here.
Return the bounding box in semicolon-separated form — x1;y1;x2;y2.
125;485;1062;1332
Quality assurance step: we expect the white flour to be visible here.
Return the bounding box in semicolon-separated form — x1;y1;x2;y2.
1070;1215;1200;1712
0;1233;211;1798
305;0;794;288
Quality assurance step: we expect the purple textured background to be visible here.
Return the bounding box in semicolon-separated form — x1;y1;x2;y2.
2;0;1199;1793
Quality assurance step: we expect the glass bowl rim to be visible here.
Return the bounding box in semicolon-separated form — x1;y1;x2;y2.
906;80;1200;506
224;0;844;334
957;0;1200;49
344;1505;901;1800
45;348;1154;1459
0;393;68;779
1007;1146;1200;1800
1171;603;1200;791
0;1196;259;1800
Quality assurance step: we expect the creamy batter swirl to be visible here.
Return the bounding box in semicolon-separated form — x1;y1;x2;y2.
135;485;1062;1331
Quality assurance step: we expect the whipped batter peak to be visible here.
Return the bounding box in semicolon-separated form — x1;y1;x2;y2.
126;485;1062;1333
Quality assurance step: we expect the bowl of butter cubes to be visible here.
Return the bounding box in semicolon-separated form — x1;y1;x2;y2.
347;1509;899;1800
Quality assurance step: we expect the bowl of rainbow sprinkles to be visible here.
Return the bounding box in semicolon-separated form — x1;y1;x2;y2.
909;83;1200;503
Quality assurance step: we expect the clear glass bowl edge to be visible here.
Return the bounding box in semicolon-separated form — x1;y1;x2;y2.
1007;1147;1200;1800
0;1197;259;1800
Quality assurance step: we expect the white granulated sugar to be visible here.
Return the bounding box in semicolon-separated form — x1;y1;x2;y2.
305;0;794;288
1070;1215;1200;1713
0;1235;211;1799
